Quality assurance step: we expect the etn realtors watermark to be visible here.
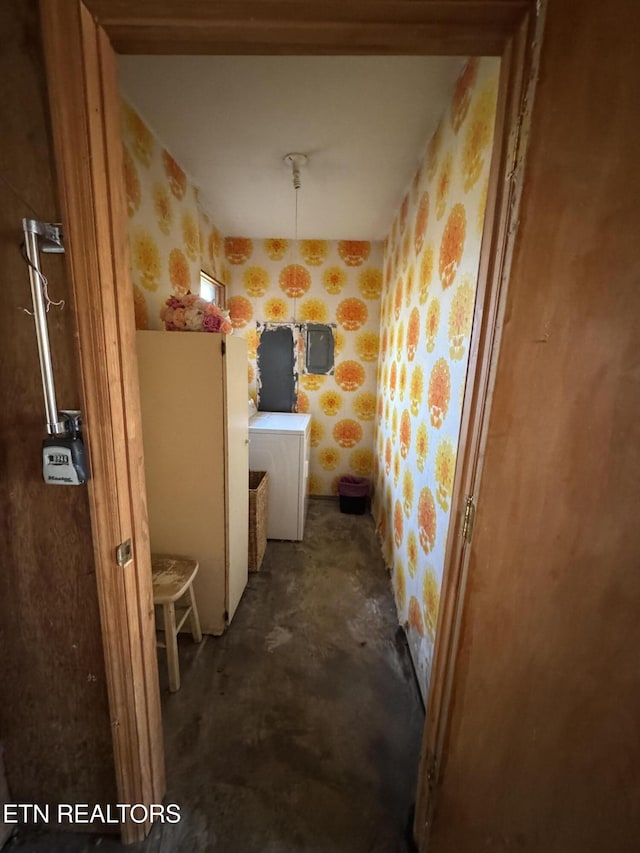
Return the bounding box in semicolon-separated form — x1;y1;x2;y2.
3;803;181;825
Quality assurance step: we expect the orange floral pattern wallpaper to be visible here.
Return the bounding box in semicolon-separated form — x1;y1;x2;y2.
373;57;499;698
226;239;383;496
122;61;498;696
121;99;227;330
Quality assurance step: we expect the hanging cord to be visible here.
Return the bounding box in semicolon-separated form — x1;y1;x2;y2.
19;242;65;315
284;152;306;324
293;183;299;322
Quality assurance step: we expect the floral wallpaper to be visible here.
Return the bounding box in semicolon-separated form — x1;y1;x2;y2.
122;60;499;695
121;99;227;330
226;239;383;497
373;57;500;699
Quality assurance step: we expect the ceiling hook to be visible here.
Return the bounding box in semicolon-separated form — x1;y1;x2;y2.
283;153;308;190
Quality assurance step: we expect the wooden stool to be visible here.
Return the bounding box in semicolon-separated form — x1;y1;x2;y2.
151;554;203;693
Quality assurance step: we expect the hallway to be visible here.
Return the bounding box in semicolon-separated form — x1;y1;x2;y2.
10;499;424;852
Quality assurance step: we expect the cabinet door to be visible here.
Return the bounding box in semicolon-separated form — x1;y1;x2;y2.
138;331;226;636
224;336;249;622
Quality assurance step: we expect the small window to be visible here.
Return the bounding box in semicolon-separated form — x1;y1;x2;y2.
199;270;226;307
303;323;335;375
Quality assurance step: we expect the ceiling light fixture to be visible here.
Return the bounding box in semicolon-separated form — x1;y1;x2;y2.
283;153;308;322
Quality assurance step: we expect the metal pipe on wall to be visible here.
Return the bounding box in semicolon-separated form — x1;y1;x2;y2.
21;218;66;436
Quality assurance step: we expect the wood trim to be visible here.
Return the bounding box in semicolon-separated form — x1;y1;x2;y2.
39;0;164;843
97;19;166;817
413;6;544;849
83;0;530;55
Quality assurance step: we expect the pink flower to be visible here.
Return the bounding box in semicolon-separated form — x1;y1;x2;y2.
202;312;222;332
161;293;233;334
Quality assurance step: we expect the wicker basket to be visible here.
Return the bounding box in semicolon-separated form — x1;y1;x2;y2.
248;470;268;571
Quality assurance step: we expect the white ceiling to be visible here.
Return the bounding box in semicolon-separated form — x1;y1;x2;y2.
118;56;465;241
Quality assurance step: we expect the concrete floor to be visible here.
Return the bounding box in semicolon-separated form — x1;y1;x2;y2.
7;499;424;852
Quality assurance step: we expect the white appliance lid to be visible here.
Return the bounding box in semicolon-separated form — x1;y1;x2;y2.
249;411;311;434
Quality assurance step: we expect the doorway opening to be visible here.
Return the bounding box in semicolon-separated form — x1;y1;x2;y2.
114;51;505;849
40;2;539;846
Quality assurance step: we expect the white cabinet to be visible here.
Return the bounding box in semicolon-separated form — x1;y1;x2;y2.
136;331;248;634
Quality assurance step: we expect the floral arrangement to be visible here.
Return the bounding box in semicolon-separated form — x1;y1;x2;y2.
160;293;233;334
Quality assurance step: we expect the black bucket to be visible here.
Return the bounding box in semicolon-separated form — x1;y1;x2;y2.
337;476;370;515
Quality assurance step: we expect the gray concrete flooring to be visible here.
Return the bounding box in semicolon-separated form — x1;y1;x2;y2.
7;499;424;852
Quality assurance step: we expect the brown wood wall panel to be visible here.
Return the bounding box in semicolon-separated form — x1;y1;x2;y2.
429;0;640;850
0;0;115;810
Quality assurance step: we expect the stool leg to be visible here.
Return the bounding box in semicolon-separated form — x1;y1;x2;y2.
187;583;202;643
163;601;180;693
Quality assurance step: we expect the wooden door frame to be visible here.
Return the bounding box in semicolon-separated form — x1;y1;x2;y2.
40;0;543;845
40;2;165;844
413;6;546;849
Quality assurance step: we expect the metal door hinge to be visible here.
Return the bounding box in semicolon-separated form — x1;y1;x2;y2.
116;539;132;567
461;495;476;545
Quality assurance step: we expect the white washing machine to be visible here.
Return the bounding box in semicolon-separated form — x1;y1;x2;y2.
249;406;311;541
